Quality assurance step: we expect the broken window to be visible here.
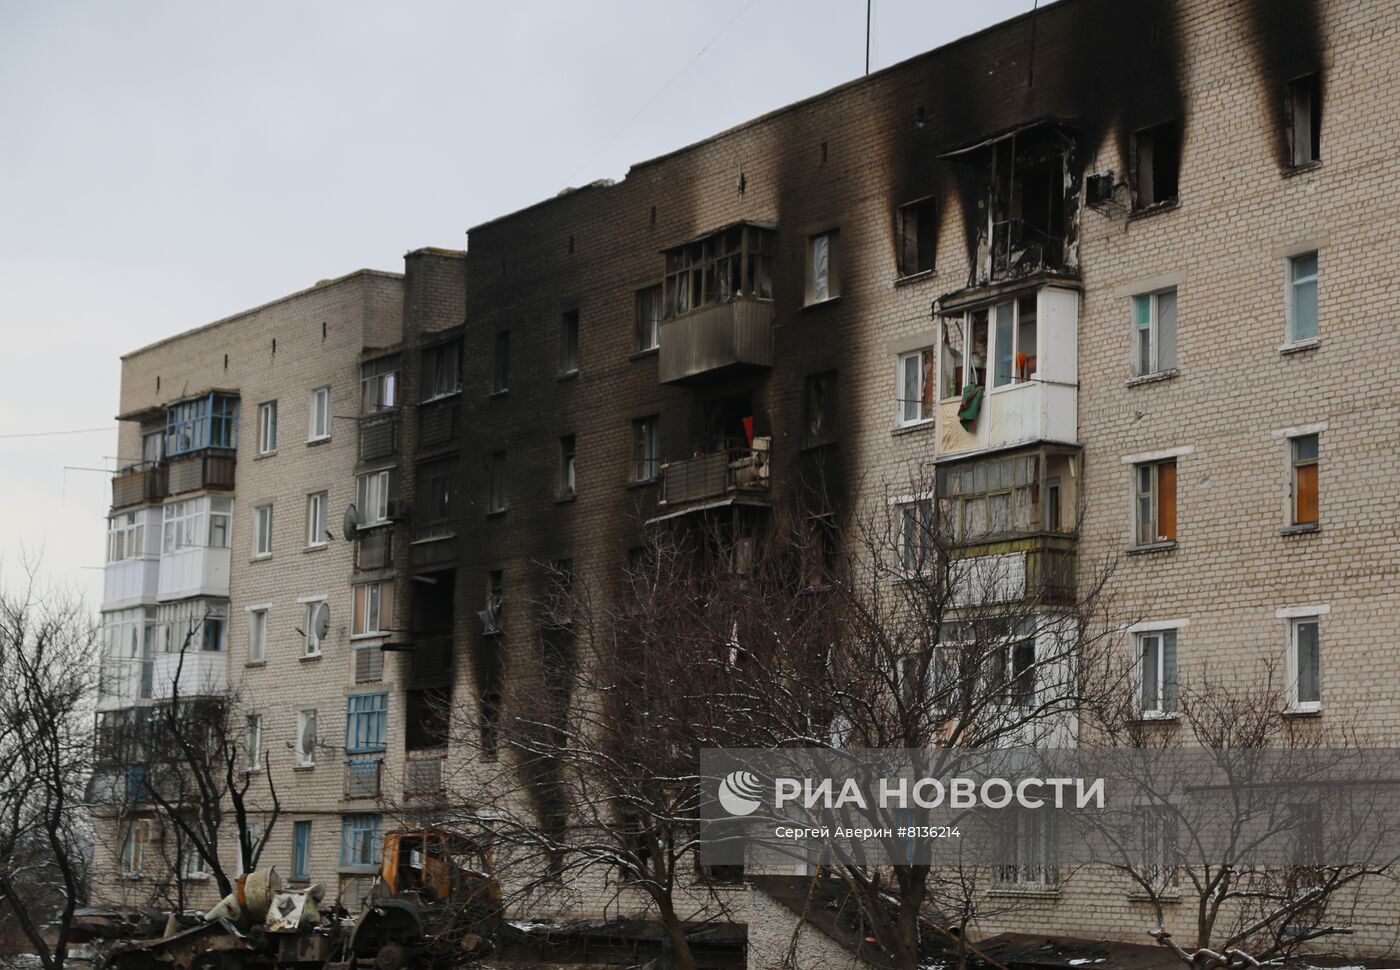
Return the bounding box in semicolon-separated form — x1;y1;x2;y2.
1289;616;1321;711
416;459;455;540
492;331;509;394
421;340;462;401
964;310;988;391
1287;251;1318;343
897;349;936;426
896;197;937;277
941;320;964;399
662;224;774;318
360;356;399;413
557;435;576;499
1131;121;1181;209
804;371;838;448
1286;73;1322;167
992;294;1037;387
1132;287;1178;376
805;230;840;304
635;285;662;352
1136;629;1178;716
340;814;382;868
631;416;659;482
1290;433;1319;526
1134;459;1177;546
559;310;579;375
406;687;450;750
488;451;507;513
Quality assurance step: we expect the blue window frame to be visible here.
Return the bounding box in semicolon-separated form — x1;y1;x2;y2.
165;393;240;457
292;821;311;879
340;814;381;867
345;692;388;754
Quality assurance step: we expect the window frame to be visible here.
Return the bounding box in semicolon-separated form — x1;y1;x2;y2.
421;340;462;402
296;709;317;768
488;451;508;513
253;504;274;559
1133;459;1178;547
662;223;774;319
306;491;328;548
302;598;327;657
308;386;332;442
257;401;278;455
1285;72;1322;169
634;284;662;352
805;229;841;305
1287;614;1322;713
345;693;389;754
897;349;936;427
247;607;268;665
895;196;937;279
1131;287;1179;377
631;416;660;483
340;813;382;869
291;820;312;880
245;713;263;772
897;498;936;577
1286;251;1319;345
492;331;510;394
1130;120;1182;210
559;310;580;376
359;356;399;414
1134;627;1179;718
107;511;146;563
356;469;391;526
352;581;392;639
803;371;838;448
1289;433;1319;526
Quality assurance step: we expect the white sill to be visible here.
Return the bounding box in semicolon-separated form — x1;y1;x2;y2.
1134;711;1181;723
251;553;272;562
1128;541;1177;555
1284;705;1322;717
246;660;267;668
1126;369;1179;388
255;450;277;460
305;542;328;552
307;436;331;445
1280;338;1319;355
892;419;935;436
300;651;323;661
987;378;1037;395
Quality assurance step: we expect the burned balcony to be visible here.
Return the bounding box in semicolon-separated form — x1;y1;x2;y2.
345;759;382;799
417;398;459;450
404;749;446;800
359;410;400;462
355;527;394;570
657;439;771;512
112;463;166;509
657;223;775;385
941;120;1081;290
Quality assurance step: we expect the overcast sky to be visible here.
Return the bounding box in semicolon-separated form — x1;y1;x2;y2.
0;0;1036;608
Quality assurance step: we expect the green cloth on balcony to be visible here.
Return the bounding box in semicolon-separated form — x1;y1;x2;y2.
958;384;984;431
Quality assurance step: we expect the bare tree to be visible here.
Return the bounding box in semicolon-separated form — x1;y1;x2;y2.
0;573;95;970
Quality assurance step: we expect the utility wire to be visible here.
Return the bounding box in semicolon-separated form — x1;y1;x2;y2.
0;426;112;440
565;0;758;185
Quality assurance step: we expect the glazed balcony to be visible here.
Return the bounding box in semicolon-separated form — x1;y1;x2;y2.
96;657;153;712
150;650;227;700
658;299;774;385
947;533;1078;608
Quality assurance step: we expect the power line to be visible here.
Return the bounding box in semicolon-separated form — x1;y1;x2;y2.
0;426;112;440
565;0;758;186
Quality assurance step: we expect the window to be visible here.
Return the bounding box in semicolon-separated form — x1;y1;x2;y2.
896;197;937;277
121;820;152;876
357;469;391;526
631;417;659;482
421;340;462;401
292;821;312;880
208;497;232;548
635;285;662;352
1287;251;1318;344
202;615;225;652
1136;629;1178;717
1288;616;1321;711
416;460;455;540
296;709;317;767
805;230;840;304
1132;288;1178;376
488;451;507;513
560;310;579;375
492;332;509;394
303;600;326;657
995;809;1059;889
558;435;576;499
107;512;145;563
406;687;451;750
992;295;1037;387
1134;460;1177;546
245;714;262;771
352;581;393;637
483;570;504;633
359;356;399;413
1002;634;1037;709
1290;434;1319;526
183;845;209;880
258;401;278;454
345;693;388;753
663;223;774;319
1286;73;1321;167
305;491;328;548
308;386;331;441
253;504;274;558
804;372;837;448
142;430;163;466
1131;120;1181;209
340;814;382;868
941;309;989;398
248;609;267;664
938;453;1048;542
898;500;935;575
165;393;240;455
1137;805;1178;893
897;349;935;426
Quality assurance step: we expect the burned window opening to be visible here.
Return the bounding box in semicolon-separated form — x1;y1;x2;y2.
405;686;450;751
1286;73;1322;168
662;223;774;320
896;197;937;277
1131;121;1181;209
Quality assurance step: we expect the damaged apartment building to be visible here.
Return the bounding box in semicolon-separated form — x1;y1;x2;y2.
88;0;1400;963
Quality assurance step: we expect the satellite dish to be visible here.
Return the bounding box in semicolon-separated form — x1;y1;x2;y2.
312;602;331;643
342;503;361;540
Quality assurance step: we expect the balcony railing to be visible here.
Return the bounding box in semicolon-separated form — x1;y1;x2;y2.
97;657;153;710
166;450;236;495
355;527;393;570
658;298;774;384
359;410;399;462
658;442;771;509
112;464;166;509
949;532;1078;607
405;748;446;798
150;650;227;700
345;759;382;799
418;399;459;449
